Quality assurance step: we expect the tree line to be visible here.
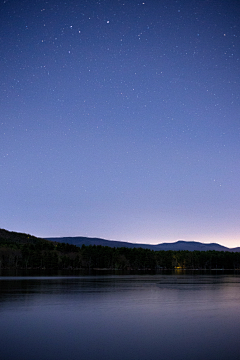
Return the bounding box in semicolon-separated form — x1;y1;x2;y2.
1;237;240;270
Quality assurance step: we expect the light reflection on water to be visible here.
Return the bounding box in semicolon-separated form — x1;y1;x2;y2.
1;274;240;360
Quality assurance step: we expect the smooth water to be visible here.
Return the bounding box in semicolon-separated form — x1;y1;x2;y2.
1;273;240;360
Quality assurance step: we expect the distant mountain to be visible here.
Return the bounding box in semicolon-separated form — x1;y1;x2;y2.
46;236;152;249
1;229;239;252
2;229;240;270
45;236;240;252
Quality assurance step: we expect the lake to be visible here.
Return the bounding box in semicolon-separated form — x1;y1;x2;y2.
1;272;240;360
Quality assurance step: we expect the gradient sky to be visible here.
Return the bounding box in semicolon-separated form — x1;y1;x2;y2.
1;0;240;247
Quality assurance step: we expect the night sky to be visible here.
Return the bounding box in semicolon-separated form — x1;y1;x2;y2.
1;0;240;247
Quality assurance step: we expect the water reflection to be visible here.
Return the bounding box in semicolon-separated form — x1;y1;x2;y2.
1;274;240;360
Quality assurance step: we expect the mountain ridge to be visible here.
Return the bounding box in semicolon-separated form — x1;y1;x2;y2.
45;236;240;252
1;229;240;270
1;228;239;252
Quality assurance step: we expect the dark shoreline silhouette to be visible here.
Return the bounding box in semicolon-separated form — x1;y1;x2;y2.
1;228;240;270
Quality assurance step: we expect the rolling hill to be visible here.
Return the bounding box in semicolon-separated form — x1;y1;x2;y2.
1;228;239;252
45;236;240;252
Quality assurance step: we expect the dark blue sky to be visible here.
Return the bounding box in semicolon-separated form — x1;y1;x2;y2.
1;0;240;247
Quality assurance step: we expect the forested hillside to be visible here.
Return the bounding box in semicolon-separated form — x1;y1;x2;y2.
1;229;240;270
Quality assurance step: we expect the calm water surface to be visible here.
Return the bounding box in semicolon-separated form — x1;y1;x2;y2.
1;273;240;360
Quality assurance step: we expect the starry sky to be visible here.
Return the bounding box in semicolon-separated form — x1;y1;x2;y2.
1;0;240;247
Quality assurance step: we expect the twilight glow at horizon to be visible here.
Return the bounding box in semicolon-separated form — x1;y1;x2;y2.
0;0;240;247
